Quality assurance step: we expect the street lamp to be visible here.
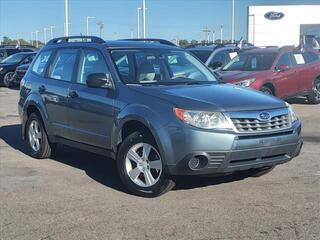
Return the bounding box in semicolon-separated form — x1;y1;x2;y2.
137;7;142;38
231;0;235;43
43;27;47;44
65;0;69;36
50;26;55;39
35;30;39;48
86;16;96;36
220;25;223;44
142;0;146;38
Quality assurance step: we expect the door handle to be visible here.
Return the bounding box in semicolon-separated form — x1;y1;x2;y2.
68;90;78;98
38;85;46;93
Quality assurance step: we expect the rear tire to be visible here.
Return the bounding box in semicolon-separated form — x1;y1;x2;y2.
307;78;320;104
26;113;53;159
117;131;175;197
260;86;273;95
3;72;14;88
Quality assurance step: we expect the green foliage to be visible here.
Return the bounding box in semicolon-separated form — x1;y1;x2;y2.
1;36;42;48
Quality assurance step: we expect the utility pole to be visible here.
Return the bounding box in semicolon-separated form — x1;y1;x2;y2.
97;21;104;38
50;26;55;39
86;16;95;35
142;0;146;38
43;27;47;44
64;0;69;36
137;7;142;38
220;25;223;44
35;30;39;48
202;26;211;44
231;0;235;43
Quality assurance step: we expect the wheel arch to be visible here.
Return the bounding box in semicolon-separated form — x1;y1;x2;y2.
261;82;276;95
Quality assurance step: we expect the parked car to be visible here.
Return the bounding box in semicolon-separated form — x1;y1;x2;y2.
0;52;36;87
19;36;302;197
0;45;36;61
9;63;30;87
218;47;320;104
188;43;254;70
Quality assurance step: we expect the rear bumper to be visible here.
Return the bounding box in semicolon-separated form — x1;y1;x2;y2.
161;120;302;176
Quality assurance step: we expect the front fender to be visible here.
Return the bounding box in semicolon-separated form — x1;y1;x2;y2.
112;103;171;158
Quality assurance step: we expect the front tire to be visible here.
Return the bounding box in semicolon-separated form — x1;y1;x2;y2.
117;132;175;197
307;78;320;104
3;72;14;88
26;113;53;159
260;86;273;95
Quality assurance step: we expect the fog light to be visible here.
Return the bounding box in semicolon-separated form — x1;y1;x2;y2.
188;157;200;170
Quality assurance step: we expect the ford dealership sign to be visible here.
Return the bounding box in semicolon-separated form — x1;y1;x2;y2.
264;11;285;20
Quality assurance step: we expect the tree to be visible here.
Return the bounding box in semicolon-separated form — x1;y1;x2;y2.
190;40;198;46
178;39;189;48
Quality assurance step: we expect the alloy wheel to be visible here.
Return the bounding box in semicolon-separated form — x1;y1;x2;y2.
28;120;42;152
125;143;162;187
313;80;320;100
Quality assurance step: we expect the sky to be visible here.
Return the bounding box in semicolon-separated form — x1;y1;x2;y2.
1;0;320;42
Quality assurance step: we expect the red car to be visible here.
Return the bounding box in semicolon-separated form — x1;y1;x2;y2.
218;47;320;104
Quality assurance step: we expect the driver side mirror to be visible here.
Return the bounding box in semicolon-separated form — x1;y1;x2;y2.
209;61;223;70
278;64;290;72
86;73;114;89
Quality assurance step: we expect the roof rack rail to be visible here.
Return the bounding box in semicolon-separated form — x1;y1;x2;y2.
118;38;176;46
47;36;105;45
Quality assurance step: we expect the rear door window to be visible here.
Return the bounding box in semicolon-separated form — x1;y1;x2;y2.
32;50;52;75
49;49;78;82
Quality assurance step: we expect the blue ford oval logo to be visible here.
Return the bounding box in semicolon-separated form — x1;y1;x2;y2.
264;11;285;20
259;112;270;121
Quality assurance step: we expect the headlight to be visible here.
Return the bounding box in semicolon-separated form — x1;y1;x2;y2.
174;108;231;129
234;78;256;87
0;67;3;72
286;103;298;123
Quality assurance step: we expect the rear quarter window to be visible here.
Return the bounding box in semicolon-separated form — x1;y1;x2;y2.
31;50;52;75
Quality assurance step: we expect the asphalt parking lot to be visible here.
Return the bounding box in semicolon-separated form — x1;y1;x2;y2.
0;87;319;240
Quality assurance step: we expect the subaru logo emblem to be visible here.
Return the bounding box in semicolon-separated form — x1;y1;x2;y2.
259;112;270;121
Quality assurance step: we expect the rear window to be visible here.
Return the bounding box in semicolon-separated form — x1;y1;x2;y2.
189;50;211;63
31;50;52;75
302;52;319;63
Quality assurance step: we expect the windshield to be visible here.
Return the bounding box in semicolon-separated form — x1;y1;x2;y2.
222;52;277;71
0;53;25;64
111;49;217;85
188;50;212;63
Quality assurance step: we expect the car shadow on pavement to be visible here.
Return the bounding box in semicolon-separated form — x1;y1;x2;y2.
1;124;251;195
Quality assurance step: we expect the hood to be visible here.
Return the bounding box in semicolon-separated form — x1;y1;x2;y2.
128;83;286;112
218;70;262;83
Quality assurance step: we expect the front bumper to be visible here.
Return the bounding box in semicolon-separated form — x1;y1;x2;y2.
160;120;302;176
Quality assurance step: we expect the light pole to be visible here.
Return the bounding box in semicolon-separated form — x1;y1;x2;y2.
64;0;69;36
142;0;146;38
220;25;223;44
86;16;96;36
97;21;104;38
30;32;34;46
231;0;235;43
35;30;39;48
212;30;215;44
50;26;55;39
249;14;255;45
137;7;142;38
43;27;47;44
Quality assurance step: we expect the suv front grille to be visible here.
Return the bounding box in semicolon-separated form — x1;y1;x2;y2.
231;114;290;133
